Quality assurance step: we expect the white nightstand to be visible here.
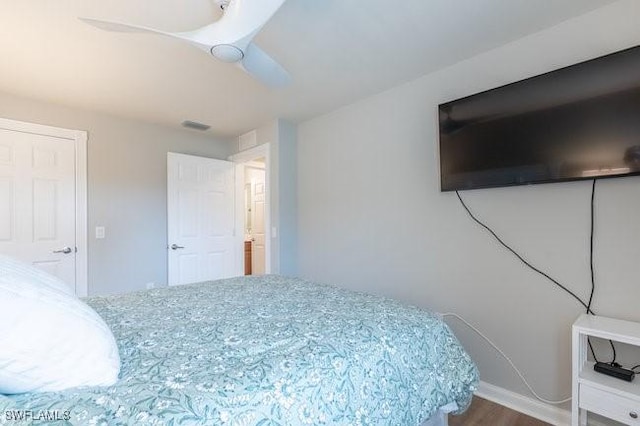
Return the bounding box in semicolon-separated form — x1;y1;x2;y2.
572;314;640;425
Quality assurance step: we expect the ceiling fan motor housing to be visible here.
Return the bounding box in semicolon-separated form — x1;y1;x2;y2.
210;44;244;63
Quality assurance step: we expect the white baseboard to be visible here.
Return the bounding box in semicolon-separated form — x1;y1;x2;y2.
475;381;571;425
474;381;615;426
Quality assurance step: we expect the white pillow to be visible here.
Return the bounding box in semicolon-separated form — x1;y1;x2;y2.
0;256;120;394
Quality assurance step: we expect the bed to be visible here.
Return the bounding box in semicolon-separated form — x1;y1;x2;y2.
1;275;478;425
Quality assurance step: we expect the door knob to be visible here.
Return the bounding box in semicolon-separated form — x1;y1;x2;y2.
53;247;72;254
170;244;185;250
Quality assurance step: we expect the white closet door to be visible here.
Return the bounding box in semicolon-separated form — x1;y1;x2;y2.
0;128;77;288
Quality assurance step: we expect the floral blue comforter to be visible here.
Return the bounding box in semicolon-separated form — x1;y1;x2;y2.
1;275;478;425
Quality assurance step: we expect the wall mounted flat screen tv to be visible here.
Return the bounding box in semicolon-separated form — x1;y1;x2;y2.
439;45;640;191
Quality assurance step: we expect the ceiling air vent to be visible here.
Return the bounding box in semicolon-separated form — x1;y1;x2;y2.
181;120;211;131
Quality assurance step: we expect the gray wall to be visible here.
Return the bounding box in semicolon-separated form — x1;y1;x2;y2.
297;0;640;408
277;120;298;276
0;92;234;295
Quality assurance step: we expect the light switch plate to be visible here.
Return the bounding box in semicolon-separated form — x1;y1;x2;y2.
95;226;105;239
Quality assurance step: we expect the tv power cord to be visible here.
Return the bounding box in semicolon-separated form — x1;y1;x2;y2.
456;182;619;361
455;185;616;363
452;179;638;401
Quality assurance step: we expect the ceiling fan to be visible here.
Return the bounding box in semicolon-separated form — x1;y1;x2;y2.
80;0;291;88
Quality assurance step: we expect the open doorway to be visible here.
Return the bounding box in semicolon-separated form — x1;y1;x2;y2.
243;159;266;275
230;144;271;276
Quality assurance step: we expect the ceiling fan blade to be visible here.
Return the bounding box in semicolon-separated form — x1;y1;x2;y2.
238;43;291;88
79;17;174;35
186;0;287;47
79;17;206;48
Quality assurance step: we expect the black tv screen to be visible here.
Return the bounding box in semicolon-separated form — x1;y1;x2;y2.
439;45;640;191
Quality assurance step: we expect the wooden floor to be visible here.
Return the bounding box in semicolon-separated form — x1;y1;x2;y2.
449;397;550;426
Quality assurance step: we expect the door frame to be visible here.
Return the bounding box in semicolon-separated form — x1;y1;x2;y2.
0;117;88;296
229;144;271;276
245;164;266;274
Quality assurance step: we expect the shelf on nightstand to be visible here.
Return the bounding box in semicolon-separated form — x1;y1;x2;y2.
572;314;640;426
579;361;640;401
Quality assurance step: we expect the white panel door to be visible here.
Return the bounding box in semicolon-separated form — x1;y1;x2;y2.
0;128;77;287
248;167;266;275
167;153;235;286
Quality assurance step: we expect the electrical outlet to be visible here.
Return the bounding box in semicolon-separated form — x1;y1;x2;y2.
146;282;155;290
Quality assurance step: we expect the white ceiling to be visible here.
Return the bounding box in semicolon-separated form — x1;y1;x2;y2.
0;0;617;137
